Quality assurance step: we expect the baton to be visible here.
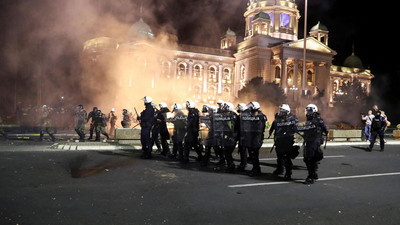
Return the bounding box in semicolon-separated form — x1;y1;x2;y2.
132;123;140;129
134;107;139;117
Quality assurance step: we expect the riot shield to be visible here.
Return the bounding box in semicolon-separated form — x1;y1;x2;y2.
212;113;237;147
199;115;211;146
240;112;266;148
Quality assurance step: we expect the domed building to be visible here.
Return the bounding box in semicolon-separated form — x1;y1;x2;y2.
81;0;373;106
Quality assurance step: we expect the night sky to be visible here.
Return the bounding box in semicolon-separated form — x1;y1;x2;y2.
0;0;398;123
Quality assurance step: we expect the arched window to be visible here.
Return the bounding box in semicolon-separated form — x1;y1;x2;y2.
209;66;218;83
275;66;281;82
288;70;293;86
193;64;202;80
307;70;313;85
240;66;246;88
177;63;187;79
223;68;231;84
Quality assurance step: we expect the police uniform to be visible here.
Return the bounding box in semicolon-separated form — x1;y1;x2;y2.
168;110;187;160
269;112;298;179
156;107;171;156
183;107;202;163
138;104;155;159
298;109;327;184
368;111;387;151
241;108;267;176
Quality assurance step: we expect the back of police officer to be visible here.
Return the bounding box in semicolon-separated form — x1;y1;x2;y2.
220;103;239;172
183;101;202;163
298;104;328;184
157;103;171;156
169;104;187;160
138;96;155;159
269;104;298;180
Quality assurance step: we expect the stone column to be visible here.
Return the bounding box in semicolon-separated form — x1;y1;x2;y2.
281;58;288;93
173;59;178;79
189;60;193;91
203;62;208;93
218;64;223;94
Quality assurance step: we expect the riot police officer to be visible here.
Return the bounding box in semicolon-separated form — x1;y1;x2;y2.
200;105;216;167
157;103;171;156
121;109;131;128
297;104;328;184
236;103;248;171
368;110;387;152
241;102;267;177
138;96;155;159
74;105;87;142
168;104;187;160
87;107;98;140
151;103;162;153
269;104;298;180
183;101;202;163
220;102;239;172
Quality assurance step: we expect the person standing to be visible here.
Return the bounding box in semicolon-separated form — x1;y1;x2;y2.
183;101;202;163
269;104;298;180
107;108;117;138
297;104;328;184
168;104;187;160
361;110;374;141
157;103;171;156
368;110;387;152
138;96;155;159
241;102;267;177
74;105;87;142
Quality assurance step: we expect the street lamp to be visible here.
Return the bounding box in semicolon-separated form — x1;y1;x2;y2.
302;0;308;92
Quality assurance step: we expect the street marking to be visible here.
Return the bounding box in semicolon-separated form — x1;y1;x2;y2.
259;155;345;161
228;172;400;188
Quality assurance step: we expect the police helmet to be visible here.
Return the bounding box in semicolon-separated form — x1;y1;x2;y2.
173;103;183;111
93;107;98;111
144;96;152;104
202;104;210;113
78;105;84;110
237;103;247;112
280;104;291;113
111;108;115;112
42;105;47;108
186;101;196;109
306;104;318;113
159;102;168;109
217;100;224;106
226;102;235;112
122;109;128;114
210;106;218;113
151;103;158;109
249;102;261;110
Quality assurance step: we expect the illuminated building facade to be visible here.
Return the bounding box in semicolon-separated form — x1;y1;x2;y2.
81;0;373;105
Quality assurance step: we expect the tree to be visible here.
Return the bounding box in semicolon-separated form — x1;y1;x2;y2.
237;77;286;107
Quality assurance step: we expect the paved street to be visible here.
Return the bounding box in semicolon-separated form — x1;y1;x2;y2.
1;142;400;225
